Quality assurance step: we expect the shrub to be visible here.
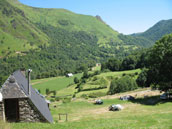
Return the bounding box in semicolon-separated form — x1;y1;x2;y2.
135;72;138;75
75;83;81;89
74;77;79;84
72;93;76;98
53;90;56;96
136;69;149;87
50;99;55;102
46;88;50;95
78;85;83;92
122;73;126;76
82;70;89;79
108;75;138;95
55;97;60;101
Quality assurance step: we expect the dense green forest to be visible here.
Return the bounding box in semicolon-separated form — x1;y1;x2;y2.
0;25;135;81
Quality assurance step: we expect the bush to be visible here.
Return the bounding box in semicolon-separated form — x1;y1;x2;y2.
82;70;89;79
75;83;81;89
72;93;76;98
53;90;56;96
55;97;60;101
122;73;126;76
78;85;83;92
108;75;138;95
135;72;138;75
46;88;50;95
50;99;55;102
136;69;148;87
74;77;79;84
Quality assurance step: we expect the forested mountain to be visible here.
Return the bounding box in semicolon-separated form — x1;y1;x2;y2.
0;0;172;80
0;0;140;78
131;19;172;45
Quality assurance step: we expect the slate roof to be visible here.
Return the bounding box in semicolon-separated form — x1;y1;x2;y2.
12;70;53;123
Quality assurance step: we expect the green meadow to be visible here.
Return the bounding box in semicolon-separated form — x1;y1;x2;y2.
10;95;172;129
31;73;82;94
1;69;172;129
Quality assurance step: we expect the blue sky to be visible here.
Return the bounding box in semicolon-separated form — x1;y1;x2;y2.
19;0;172;34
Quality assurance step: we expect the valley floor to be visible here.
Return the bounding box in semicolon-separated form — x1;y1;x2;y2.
9;89;172;129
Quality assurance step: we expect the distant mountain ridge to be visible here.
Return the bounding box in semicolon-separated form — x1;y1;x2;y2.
1;0;171;58
131;19;172;44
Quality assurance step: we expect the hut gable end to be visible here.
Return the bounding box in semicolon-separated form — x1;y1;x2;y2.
1;75;27;99
0;70;53;123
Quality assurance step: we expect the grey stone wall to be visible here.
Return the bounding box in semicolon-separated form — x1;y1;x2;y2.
0;102;3;120
19;98;46;122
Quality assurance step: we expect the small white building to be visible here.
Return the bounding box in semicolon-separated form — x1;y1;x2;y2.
66;73;73;77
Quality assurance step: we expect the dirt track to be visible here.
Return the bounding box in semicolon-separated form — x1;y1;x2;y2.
99;89;161;100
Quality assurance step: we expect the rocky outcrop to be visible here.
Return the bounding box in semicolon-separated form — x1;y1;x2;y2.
95;15;106;24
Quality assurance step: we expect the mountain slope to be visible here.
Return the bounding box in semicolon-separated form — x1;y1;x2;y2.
0;0;142;59
7;0;122;46
0;0;142;79
1;0;171;79
0;0;49;57
132;19;172;44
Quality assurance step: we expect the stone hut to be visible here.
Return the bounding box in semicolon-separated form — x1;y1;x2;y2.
0;70;53;123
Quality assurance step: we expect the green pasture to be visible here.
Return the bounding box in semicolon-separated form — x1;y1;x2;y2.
31;69;141;97
10;96;172;129
31;73;82;94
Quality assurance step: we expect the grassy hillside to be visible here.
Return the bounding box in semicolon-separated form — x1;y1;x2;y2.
131;19;172;45
9;91;172;129
31;73;82;94
75;69;141;98
31;69;141;97
7;0;121;46
1;0;171;80
0;0;49;57
0;0;143;79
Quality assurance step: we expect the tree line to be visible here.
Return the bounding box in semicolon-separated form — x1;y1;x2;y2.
103;34;172;93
